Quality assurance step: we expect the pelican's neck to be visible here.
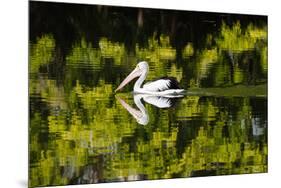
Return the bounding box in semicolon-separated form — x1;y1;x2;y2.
134;69;147;91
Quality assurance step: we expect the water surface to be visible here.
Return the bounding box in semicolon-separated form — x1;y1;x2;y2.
29;2;267;187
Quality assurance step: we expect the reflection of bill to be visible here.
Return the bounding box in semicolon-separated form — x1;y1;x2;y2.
116;94;183;125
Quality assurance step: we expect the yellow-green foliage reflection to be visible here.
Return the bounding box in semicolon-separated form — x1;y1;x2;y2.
29;20;267;187
216;22;267;52
183;43;194;58
137;34;176;61
30;34;55;73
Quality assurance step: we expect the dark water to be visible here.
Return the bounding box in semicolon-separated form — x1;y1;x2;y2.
29;2;267;187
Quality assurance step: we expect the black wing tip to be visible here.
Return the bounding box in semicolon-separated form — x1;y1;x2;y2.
159;76;181;89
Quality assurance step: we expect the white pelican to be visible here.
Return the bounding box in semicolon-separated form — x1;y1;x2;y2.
115;61;185;95
116;94;183;125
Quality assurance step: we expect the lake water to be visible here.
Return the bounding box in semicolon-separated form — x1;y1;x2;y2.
29;2;267;187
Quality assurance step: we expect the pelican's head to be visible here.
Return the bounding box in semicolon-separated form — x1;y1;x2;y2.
115;61;148;92
137;61;149;72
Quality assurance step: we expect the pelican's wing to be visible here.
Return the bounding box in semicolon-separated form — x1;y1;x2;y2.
143;96;173;108
143;77;180;92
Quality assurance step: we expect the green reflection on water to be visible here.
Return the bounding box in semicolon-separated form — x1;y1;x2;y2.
29;2;267;187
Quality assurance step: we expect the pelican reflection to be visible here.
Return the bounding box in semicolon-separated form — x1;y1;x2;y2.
116;94;183;125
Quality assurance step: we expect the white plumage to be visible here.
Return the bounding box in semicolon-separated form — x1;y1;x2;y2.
143;79;172;92
115;61;185;95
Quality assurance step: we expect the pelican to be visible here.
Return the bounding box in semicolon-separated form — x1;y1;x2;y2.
116;94;183;125
115;61;185;95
